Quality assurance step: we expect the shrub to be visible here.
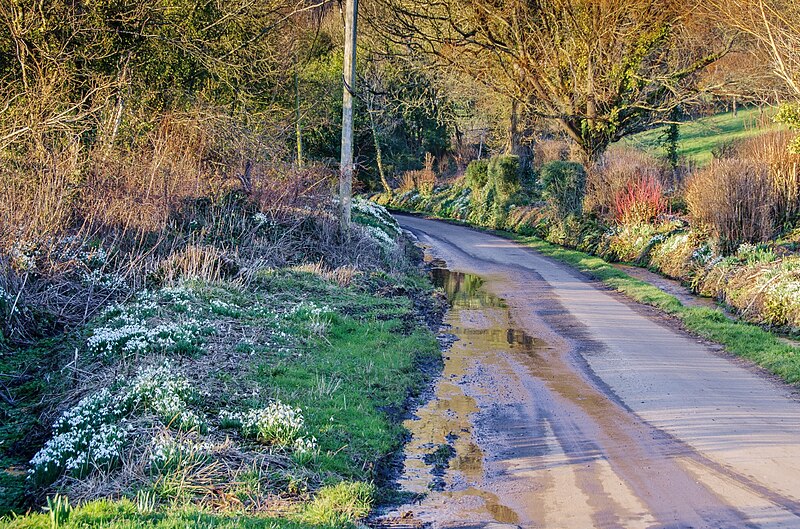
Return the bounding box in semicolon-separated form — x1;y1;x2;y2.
734;131;800;226
686;159;776;254
613;175;668;225
487;154;521;200
587;147;667;218
465;159;489;190
540;161;586;218
467;184;506;229
774;103;800;154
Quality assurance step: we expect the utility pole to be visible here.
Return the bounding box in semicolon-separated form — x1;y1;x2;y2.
339;0;357;231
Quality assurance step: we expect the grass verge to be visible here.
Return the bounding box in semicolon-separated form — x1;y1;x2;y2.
505;232;800;384
1;267;441;528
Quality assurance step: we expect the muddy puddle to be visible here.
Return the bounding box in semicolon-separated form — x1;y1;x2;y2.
393;266;545;527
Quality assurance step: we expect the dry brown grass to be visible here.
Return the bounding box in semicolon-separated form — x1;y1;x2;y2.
0;106;379;343
290;262;358;287
733;130;800;225
686;159;776;253
397;153;437;196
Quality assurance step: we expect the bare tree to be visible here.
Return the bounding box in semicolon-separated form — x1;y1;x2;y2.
371;0;730;161
708;0;800;97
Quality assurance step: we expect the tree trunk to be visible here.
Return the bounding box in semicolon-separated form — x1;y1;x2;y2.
295;65;304;167
339;0;358;231
508;99;520;155
368;101;391;197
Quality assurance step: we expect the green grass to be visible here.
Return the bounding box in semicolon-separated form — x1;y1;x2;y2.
0;498;336;529
250;273;439;480
622;107;780;165
1;269;441;526
505;232;800;384
0;336;77;515
300;482;374;526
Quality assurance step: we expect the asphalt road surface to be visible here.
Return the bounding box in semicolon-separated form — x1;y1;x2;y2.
392;214;800;529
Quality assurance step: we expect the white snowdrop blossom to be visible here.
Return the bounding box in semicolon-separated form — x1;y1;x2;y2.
80;247;108;269
290;301;333;335
220;401;305;447
210;298;240;316
29;363;203;484
352;197;402;249
81;268;126;289
87;319;202;358
364;225;396;248
290;301;332;318
159;285;193;303
692;245;714;265
120;364;204;431
28;389;128;485
291;436;320;465
352;198;401;234
253;212;272;226
149;433;215;467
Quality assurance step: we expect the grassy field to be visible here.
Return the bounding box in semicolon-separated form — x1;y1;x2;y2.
621;107;780;165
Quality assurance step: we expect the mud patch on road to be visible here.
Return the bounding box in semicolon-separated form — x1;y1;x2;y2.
387;265;536;527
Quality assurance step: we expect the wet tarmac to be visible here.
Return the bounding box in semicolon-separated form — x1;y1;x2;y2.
384;214;800;529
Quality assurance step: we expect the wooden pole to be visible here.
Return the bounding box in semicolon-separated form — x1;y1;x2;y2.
339;0;358;231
